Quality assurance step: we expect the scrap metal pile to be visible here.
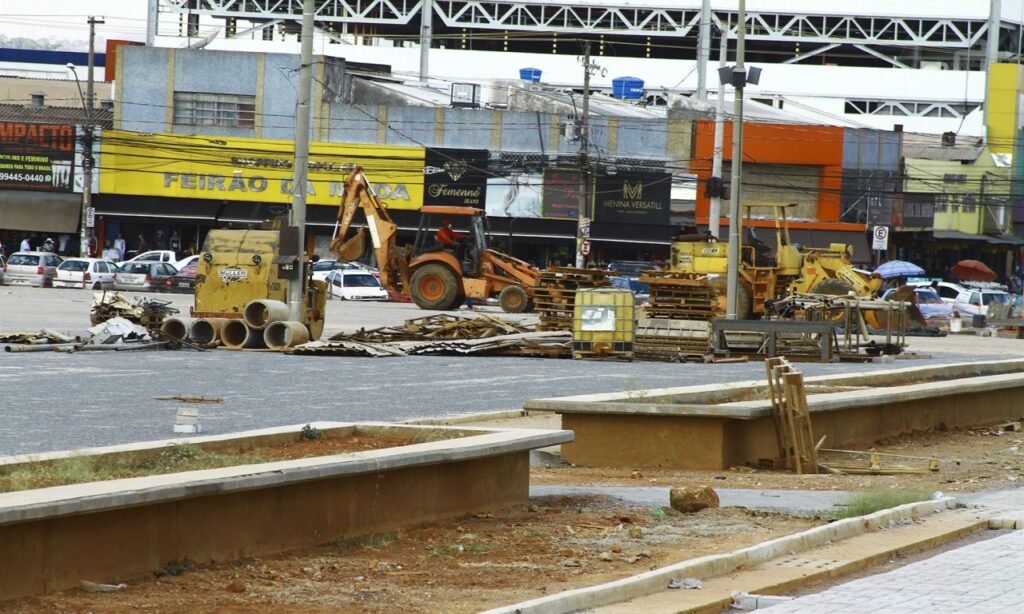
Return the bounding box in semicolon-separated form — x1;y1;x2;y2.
293;313;570;357
2;318;168;353
91;292;179;331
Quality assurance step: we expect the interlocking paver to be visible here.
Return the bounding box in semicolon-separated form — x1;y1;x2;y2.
761;529;1024;613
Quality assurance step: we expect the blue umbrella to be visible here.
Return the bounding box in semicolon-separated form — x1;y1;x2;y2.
874;260;925;279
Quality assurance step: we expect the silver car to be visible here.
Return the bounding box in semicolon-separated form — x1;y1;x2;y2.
114;261;178;292
2;251;62;287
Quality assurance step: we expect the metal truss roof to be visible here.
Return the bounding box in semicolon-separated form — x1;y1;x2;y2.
163;0;999;50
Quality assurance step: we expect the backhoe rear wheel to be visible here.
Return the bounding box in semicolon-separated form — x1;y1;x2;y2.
811;278;855;297
499;286;531;313
410;264;461;310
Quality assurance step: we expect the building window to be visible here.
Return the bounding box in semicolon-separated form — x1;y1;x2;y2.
943;173;967;184
173;91;256;128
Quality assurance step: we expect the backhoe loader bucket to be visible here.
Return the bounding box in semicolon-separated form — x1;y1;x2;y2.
864;285;929;329
331;227;368;263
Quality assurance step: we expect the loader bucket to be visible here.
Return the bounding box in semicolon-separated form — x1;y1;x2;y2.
865;286;929;329
331;227;368;263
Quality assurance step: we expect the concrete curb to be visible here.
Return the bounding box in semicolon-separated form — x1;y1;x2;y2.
482;497;957;614
404;409;531;425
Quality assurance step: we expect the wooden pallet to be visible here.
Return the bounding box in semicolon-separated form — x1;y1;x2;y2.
765;357;819;474
640;271;719;321
534;267;610;331
634;318;712;362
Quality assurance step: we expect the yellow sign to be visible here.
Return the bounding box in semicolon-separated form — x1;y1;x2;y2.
99;130;425;209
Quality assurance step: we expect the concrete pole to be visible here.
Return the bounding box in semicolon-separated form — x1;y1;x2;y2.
419;0;434;82
695;0;712;100
79;17;103;258
146;0;158;46
709;29;727;239
287;0;315;321
576;42;592;268
725;0;746;319
984;0;1002;143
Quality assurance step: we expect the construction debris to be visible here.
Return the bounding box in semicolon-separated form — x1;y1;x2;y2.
293;314;570;357
533;267;611;331
91;292;179;331
817;449;940;475
641;271;718;321
153;396;223;404
635;319;712;362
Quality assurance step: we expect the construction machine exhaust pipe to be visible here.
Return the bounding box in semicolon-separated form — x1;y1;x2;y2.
161;317;197;342
191;318;228;346
244;299;290;330
263;321;310;350
221;319;266;349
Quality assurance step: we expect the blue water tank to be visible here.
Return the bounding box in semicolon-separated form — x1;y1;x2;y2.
519;67;542;83
612;76;644;100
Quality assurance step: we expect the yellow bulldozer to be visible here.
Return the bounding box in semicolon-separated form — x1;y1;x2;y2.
670;203;884;319
329;167;540;312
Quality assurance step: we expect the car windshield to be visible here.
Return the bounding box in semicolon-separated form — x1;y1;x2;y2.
607;262;656;276
8;254;39;266
344;273;380;287
915;289;942;304
983;293;1010;305
311;260;335;271
120;263;150;274
59;260;90;271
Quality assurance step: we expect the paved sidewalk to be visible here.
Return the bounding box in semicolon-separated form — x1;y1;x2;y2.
760;528;1024;613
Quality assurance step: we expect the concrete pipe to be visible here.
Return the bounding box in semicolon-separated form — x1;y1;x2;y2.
161;317;198;341
263;321;310;350
221;319;267;350
243;299;290;330
191;318;228;346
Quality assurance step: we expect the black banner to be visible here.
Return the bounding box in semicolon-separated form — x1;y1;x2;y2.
424;148;488;208
541;168;582;219
594;172;671;225
0;121;76;192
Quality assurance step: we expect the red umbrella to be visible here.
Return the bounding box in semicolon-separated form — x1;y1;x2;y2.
950;259;996;282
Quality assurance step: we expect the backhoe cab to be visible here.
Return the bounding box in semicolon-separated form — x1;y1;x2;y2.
329;168;539;313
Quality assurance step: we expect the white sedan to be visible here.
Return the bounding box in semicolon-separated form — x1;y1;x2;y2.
324;269;389;301
54;258;118;290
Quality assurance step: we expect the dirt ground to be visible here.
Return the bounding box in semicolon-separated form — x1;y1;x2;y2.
5;420;1023;613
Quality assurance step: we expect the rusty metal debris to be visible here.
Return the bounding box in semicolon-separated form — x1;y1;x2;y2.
293;314;570;357
91;292;178;331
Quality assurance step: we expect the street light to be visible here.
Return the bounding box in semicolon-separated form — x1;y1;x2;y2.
67;63;95;258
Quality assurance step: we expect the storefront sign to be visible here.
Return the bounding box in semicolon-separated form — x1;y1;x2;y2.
424;148;488;208
541;169;583;219
593;172;671;225
0;121;76;192
99;130;425;209
486;172;542;218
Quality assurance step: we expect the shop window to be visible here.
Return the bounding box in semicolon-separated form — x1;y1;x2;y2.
173;92;256;128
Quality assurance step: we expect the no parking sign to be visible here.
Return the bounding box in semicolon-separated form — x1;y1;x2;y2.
872;225;889;251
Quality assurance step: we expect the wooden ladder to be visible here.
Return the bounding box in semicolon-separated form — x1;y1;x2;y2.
764;357;819;474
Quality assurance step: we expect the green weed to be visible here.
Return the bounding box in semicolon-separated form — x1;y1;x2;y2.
826;487;936;520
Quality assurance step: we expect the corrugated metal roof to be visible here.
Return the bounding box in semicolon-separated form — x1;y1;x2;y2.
0;103;112;127
902;131;983;161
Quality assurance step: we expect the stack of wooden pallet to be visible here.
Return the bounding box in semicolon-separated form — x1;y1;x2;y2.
533;267;610;331
640;272;718;320
634;319;712;362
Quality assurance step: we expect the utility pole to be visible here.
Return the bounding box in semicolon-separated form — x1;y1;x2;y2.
983;0;1001;144
419;0;433;82
725;0;746;319
146;0;158;46
695;0;712;100
287;0;314;321
709;29;727;239
576;42;596;268
78;16;104;258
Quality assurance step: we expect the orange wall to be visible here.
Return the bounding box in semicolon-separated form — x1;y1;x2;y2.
691;121;845;225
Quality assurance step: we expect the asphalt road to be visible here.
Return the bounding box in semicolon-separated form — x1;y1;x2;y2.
1;285;1021;456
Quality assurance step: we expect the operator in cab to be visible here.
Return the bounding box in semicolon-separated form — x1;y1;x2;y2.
436;218;464;251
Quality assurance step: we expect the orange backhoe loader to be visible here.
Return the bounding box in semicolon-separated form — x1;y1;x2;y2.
329;167;539;312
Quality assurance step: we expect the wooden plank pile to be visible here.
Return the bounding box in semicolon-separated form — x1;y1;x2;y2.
634;319;712;362
294;314;570;357
640;271;718;321
533;267;611;331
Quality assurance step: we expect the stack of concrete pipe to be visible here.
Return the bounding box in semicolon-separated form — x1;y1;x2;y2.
217;300;310;351
160;316;229;347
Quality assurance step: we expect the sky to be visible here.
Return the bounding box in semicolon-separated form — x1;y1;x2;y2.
0;0;148;47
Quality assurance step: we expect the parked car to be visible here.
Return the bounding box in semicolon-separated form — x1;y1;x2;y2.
911;281;966;305
123;250;179;265
165;261;198;293
324;269;389;300
606;260;658;302
174;254;199;270
311;259;378;282
952;287;1012;320
114;261;178;292
882;286;952;327
53;258;118;290
1;251;62;287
